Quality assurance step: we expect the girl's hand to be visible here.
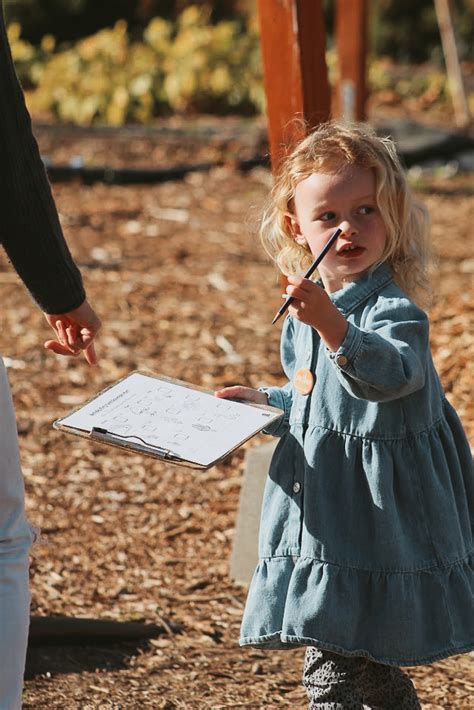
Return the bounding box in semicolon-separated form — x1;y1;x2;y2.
215;385;268;405
286;275;348;352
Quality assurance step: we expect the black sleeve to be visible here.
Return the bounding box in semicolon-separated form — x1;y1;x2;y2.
0;3;86;314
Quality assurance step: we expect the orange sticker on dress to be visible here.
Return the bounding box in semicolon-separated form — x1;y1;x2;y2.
294;368;315;395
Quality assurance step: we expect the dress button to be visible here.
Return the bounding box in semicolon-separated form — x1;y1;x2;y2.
292;481;301;494
336;354;348;366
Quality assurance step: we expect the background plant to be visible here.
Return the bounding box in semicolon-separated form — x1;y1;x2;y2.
6;0;472;126
9;6;262;125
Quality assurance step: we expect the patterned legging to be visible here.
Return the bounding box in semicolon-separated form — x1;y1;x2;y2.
303;647;421;709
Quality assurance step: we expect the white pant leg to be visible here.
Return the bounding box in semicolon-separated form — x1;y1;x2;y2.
0;359;35;710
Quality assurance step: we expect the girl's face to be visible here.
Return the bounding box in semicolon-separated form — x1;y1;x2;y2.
289;164;387;293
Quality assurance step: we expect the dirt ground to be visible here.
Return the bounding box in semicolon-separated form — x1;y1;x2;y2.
0;120;472;708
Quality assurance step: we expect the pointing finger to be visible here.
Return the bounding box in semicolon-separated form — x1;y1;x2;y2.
82;341;98;366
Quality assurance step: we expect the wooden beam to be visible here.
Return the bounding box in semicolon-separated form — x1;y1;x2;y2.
335;0;368;121
257;0;331;173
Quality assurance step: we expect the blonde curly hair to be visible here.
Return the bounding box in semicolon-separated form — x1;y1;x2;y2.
260;121;431;305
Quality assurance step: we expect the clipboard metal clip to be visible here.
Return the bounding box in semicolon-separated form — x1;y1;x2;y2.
90;426;175;460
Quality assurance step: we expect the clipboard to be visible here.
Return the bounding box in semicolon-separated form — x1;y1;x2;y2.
53;370;283;470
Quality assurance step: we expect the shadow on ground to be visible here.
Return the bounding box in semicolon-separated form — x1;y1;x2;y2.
25;616;178;678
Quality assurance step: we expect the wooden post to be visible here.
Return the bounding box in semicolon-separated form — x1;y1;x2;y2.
434;0;471;129
231;3;331;587
335;0;368;121
256;0;331;173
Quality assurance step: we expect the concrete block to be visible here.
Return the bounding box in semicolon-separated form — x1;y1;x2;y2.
230;440;278;585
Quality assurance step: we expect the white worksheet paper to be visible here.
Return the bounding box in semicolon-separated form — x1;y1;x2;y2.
57;372;280;466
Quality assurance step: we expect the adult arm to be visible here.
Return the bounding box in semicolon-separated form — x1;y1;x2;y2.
0;3;85;314
0;5;101;361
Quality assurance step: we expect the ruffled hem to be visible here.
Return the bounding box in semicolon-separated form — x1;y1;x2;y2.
239;553;474;666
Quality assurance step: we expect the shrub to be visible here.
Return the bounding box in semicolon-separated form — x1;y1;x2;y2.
8;3;467;126
162;6;262;113
10;6;263;125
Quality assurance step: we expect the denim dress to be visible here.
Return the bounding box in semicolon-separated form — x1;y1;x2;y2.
240;263;473;666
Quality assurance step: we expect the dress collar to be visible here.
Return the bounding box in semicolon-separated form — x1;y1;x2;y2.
325;262;394;315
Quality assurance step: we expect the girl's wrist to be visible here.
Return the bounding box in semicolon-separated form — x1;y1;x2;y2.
319;317;348;352
311;303;348;352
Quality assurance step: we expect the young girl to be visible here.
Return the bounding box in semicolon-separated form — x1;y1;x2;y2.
216;122;473;708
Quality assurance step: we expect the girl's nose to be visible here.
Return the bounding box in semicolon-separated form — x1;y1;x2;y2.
339;220;358;238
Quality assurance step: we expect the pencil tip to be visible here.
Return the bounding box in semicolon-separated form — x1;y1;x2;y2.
271;314;280;325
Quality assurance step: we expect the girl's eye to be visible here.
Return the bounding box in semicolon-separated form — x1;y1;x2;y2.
318;211;336;222
358;205;374;215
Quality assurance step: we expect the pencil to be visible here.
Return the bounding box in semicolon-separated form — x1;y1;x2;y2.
271;226;342;325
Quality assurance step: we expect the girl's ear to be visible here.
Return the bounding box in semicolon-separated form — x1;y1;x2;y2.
284;212;308;247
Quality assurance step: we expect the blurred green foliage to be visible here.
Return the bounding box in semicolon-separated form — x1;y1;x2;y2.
8;6;263;124
5;0;472;125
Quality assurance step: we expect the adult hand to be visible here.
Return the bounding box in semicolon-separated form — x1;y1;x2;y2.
43;299;101;365
215;385;268;405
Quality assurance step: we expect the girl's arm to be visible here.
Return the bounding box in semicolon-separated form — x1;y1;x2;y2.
215;386;268;405
326;297;430;402
215;382;292;438
286;275;348;351
215;316;296;437
286;276;429;402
